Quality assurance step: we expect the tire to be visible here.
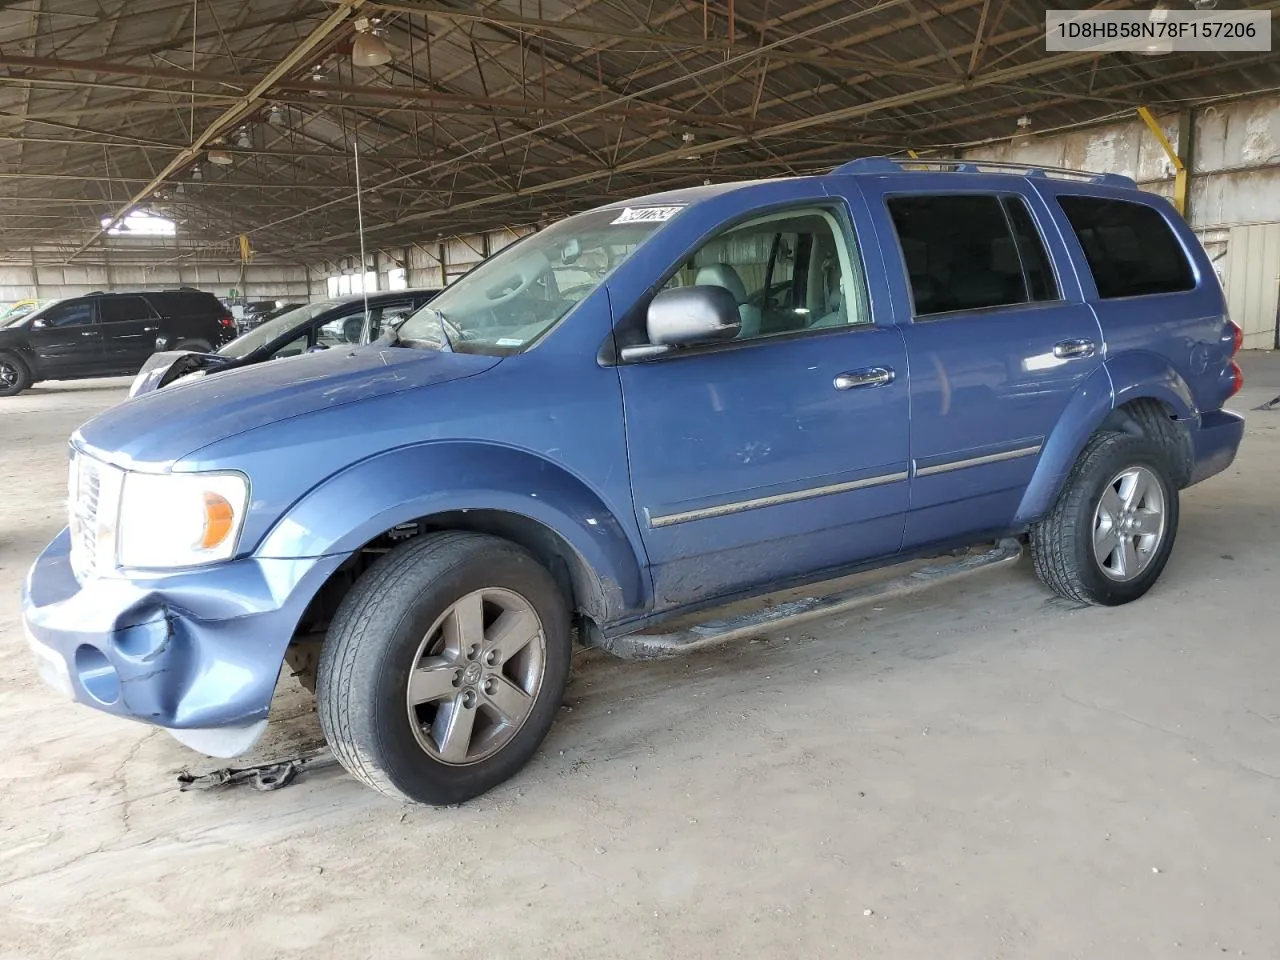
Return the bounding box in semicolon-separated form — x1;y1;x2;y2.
0;351;31;397
1030;431;1180;606
317;532;571;805
170;339;212;353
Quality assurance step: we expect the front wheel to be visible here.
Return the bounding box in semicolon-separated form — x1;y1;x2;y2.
0;352;31;397
317;532;571;804
1030;431;1179;606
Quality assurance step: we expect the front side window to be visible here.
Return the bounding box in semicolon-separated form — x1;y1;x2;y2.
394;206;671;353
659;207;869;341
38;301;95;328
888;194;1059;316
1057;195;1194;299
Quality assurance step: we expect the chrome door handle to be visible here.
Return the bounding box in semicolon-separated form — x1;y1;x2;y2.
1053;338;1097;359
834;366;895;390
79;331;96;337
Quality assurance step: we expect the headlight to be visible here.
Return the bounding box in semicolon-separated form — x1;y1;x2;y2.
116;471;249;569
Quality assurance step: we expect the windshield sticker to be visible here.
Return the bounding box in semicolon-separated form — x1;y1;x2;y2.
610;205;684;225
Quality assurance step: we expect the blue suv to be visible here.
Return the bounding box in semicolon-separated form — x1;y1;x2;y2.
22;158;1245;805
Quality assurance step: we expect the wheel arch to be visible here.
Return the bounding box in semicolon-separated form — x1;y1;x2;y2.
1014;354;1195;525
257;441;649;632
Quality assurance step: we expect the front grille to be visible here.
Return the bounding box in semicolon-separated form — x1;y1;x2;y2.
68;452;106;579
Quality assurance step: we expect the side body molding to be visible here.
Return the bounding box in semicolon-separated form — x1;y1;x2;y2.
255;440;648;624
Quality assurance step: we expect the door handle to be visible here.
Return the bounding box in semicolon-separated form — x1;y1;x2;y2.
79;330;96;337
834;366;895;390
1053;338;1097;359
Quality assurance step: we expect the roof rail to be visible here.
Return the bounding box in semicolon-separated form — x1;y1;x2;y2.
831;155;1136;189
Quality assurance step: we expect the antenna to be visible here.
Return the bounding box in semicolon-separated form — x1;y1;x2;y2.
352;128;371;326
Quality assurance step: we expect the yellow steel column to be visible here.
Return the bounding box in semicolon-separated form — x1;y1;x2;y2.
1137;105;1188;217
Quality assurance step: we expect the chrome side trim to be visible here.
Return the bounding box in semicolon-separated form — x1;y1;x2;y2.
648;471;909;529
914;443;1042;478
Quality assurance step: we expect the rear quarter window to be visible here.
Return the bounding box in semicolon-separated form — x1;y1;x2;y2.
1056;195;1194;299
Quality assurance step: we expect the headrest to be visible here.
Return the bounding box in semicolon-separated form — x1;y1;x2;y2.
694;263;748;304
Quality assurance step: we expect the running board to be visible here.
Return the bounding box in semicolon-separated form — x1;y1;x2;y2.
599;538;1023;660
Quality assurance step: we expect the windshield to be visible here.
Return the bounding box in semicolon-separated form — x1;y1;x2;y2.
393;205;678;352
218;300;345;358
2;299;60;328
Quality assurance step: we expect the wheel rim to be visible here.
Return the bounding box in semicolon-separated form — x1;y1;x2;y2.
405;587;547;766
1092;465;1167;582
0;360;16;387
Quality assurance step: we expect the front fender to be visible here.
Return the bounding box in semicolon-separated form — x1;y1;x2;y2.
255;441;648;622
1013;352;1197;525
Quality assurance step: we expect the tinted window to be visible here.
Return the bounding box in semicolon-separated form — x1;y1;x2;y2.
40;301;95;328
98;296;153;323
1057;195;1194;299
658;207;869;341
888;194;1049;316
1002;197;1059;301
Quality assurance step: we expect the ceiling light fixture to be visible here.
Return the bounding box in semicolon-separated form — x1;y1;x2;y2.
352;18;392;68
268;104;285;126
208;149;233;165
1140;4;1174;56
309;63;330;96
190;165;202;181
236;127;251;149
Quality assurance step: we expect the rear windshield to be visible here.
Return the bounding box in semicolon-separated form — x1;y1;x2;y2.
1056;195;1195;299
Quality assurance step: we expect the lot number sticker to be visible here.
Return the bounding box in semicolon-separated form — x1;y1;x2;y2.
611;206;684;225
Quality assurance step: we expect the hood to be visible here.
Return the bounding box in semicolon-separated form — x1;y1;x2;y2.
77;344;501;468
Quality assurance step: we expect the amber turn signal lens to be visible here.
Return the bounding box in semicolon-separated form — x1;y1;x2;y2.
201;492;235;549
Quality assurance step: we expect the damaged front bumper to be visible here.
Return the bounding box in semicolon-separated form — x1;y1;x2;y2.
20;528;345;757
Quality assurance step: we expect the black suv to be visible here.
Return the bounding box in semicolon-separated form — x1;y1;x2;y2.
0;289;234;396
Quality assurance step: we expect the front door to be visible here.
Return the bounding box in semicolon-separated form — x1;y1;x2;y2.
867;186;1104;547
618;201;910;611
98;295;160;372
27;300;103;377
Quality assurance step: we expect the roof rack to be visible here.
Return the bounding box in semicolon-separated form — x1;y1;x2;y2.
831;156;1136;189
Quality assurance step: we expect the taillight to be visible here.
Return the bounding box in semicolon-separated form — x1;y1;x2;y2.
218;315;235;328
1228;318;1243;356
1228;359;1244;398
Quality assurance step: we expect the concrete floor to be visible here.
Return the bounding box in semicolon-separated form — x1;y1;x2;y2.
2;359;1279;960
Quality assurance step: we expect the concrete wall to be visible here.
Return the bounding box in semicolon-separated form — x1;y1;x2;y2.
309;226;537;298
0;259;310;305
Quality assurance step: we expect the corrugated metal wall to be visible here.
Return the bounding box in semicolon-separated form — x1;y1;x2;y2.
1225;224;1280;350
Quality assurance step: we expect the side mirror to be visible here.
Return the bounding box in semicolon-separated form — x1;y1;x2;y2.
307;343;329;353
619;286;740;362
30;319;47;329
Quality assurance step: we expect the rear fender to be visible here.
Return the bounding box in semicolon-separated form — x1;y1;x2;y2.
1013;353;1197;524
255;441;647;623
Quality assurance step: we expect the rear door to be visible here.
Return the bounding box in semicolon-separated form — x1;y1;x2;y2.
26;300;104;376
98;295;160;372
864;182;1105;546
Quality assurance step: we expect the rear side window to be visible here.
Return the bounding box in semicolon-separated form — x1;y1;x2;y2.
887;194;1058;316
98;296;155;323
1057;195;1194;299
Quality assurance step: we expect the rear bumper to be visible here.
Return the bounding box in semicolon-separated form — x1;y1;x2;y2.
1187;408;1244;487
20;527;345;756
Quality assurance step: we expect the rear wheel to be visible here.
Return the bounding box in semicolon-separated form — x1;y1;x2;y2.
0;352;31;397
316;532;571;805
1030;431;1179;606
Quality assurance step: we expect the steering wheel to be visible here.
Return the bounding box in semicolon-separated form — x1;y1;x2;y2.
483;250;551;306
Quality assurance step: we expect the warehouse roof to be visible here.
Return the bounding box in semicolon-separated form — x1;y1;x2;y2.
0;0;1276;263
